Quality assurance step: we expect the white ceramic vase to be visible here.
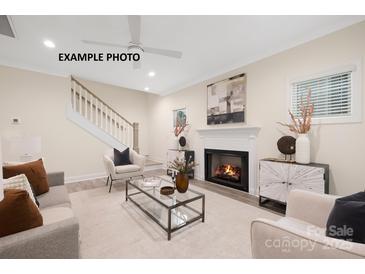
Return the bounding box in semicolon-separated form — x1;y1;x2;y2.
296;133;310;164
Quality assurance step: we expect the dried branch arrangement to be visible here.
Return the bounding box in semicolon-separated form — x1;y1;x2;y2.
168;156;198;174
174;120;187;137
278;90;314;134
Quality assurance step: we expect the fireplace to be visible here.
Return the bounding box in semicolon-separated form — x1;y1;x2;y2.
205;149;249;192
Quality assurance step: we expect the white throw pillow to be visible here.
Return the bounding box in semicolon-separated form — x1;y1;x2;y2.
3;157;47;170
3;174;37;205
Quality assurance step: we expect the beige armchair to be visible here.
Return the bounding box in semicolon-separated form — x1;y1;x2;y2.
251;190;365;258
103;148;146;192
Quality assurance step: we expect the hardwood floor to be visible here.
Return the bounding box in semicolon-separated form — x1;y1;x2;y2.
66;169;283;216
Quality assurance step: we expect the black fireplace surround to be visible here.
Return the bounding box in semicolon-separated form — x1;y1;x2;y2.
204;148;249;192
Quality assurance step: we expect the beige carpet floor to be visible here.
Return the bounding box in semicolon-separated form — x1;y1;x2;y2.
69;178;280;258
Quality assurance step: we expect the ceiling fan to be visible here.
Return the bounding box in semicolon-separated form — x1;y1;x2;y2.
82;15;183;69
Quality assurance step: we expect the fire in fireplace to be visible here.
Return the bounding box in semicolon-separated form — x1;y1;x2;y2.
214;164;241;182
205;149;249;192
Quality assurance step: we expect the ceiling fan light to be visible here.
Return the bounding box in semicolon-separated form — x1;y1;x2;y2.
43;39;55;48
128;44;144;53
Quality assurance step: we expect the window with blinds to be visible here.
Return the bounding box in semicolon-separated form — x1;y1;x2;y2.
291;71;352;119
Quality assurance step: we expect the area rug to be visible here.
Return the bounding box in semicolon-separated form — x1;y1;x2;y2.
69;179;279;258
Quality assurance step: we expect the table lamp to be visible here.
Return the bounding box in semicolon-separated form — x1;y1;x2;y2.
1;136;41;162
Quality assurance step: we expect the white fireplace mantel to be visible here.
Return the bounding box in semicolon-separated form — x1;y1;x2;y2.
196;126;260;137
196;126;261;196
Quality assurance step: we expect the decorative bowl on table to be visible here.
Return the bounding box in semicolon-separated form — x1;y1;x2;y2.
140;177;162;188
160;186;175;195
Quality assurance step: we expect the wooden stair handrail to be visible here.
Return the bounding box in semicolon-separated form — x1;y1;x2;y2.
71;76;133;126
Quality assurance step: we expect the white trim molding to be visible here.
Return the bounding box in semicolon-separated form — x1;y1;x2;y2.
65;172;107;184
196;126;261;196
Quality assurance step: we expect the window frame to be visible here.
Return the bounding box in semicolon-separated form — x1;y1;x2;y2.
287;60;362;125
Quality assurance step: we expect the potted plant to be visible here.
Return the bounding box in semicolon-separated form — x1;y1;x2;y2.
168;156;198;193
278;90;314;164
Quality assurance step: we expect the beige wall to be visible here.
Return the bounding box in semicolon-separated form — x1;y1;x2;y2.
0;66;150;181
1;21;364;193
147;21;365;195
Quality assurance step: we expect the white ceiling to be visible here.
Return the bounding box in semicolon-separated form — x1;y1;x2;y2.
0;15;364;95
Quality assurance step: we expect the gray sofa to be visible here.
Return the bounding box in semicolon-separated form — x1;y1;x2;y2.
0;172;79;258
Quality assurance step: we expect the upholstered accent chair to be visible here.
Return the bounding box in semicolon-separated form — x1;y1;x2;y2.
103;148;146;192
251;189;365;258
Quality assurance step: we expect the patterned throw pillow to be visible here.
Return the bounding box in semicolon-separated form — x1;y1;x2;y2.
3;174;38;206
3;158;49;195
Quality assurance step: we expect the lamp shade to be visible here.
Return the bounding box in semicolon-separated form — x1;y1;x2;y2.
1;136;41;162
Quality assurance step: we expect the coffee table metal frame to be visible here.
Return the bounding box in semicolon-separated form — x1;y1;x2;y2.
125;177;205;240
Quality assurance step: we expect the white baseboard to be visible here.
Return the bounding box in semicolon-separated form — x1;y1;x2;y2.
65;172;107;184
144;164;164;171
65;165;165;183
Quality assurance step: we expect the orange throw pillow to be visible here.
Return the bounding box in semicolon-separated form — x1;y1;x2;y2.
0;189;43;237
3;159;49;195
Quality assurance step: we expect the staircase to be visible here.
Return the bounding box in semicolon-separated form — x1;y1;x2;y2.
66;76;139;152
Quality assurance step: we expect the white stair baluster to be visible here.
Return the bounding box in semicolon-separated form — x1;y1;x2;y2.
96;100;101;127
101;103;104;130
118;117;121;141
87;91;90;120
113;112;117;137
71;81;74;109
127;125;130;148
104;104;106;130
126;122;129;146
78;86;81;115
111;110;114;135
80;88;83;115
107;107;112;135
104;104;107;131
98;100;101;128
130;125;132;148
73;82;76;111
74;81;77;111
107;108;110;134
89;92;92;121
122;120;127;144
91;94;95;123
83;89;87;118
85;90;88;119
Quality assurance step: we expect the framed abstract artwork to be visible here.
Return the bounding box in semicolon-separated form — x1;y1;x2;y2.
173;108;187;127
207;73;246;125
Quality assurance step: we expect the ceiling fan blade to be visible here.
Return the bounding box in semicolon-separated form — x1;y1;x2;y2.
128;15;141;44
133;60;141;69
82;40;128;49
143;46;183;59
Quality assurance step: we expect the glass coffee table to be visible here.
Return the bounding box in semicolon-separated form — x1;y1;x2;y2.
125;176;205;240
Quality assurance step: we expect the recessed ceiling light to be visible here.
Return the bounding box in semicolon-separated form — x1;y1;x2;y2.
144;87;150;91
43;40;55;48
148;71;156;77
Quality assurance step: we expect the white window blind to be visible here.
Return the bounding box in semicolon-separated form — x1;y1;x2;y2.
291;71;352;119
